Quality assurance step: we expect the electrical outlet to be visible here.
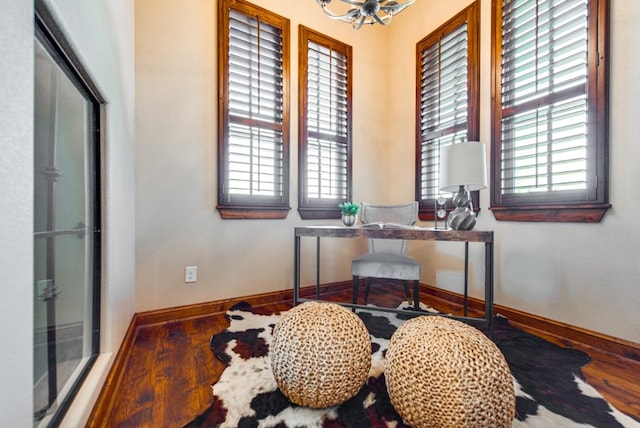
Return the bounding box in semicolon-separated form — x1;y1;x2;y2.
185;266;197;283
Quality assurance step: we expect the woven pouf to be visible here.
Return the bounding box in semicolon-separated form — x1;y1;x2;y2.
270;302;371;408
385;316;515;428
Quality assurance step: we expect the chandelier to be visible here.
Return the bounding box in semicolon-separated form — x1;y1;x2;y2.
316;0;416;30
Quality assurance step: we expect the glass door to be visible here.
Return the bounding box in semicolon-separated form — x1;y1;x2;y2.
33;15;101;427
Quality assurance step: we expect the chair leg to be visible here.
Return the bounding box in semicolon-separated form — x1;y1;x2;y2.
364;278;373;304
403;280;412;305
413;280;420;310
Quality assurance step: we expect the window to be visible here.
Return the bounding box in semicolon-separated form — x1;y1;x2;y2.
298;26;352;220
415;2;480;220
491;0;610;222
217;0;290;219
34;4;103;425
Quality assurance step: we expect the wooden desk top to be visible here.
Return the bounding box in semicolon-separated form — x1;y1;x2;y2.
295;225;493;243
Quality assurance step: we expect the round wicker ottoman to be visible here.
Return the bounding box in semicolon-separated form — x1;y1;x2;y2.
385;316;515;428
270;302;371;408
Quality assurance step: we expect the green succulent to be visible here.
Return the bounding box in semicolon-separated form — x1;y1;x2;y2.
338;201;360;215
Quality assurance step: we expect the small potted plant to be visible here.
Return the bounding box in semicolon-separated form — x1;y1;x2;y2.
339;201;360;226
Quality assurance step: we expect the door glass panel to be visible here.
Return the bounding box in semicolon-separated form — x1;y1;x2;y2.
33;27;100;426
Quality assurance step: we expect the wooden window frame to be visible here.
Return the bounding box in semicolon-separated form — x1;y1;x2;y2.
298;26;353;220
490;0;610;222
415;1;480;221
217;0;291;219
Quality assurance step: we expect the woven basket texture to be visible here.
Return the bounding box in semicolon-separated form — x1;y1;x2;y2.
270;302;371;408
385;316;515;428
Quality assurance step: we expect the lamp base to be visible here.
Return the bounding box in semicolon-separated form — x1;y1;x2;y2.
447;185;476;230
447;207;476;230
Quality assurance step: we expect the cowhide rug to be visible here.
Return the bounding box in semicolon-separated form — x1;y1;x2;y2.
185;302;639;428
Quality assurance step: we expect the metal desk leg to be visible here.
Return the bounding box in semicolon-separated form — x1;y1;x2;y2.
316;237;321;300
294;235;300;306
485;241;494;336
464;241;469;317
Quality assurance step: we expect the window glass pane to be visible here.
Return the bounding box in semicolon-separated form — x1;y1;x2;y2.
500;0;588;196
306;138;348;199
228;124;284;196
306;40;349;200
501;95;587;193
229;13;283;123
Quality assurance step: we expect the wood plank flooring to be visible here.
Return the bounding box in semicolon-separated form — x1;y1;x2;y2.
96;284;640;427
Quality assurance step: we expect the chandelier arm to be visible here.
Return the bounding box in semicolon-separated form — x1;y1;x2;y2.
340;0;365;5
354;15;366;30
339;15;358;23
380;0;415;14
321;7;361;21
373;14;387;25
338;14;361;23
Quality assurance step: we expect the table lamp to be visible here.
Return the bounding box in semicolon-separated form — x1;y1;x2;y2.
438;140;487;230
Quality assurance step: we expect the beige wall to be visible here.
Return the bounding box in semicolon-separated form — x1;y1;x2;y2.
0;1;35;424
45;1;137;426
135;0;640;349
134;0;392;309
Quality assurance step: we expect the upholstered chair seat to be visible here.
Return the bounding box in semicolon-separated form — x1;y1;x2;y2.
352;253;421;281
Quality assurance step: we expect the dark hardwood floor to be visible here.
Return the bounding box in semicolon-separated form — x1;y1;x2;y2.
95;283;640;427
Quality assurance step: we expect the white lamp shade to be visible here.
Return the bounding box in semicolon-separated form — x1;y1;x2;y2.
439;141;487;192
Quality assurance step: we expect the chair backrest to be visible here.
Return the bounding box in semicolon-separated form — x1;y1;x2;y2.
360;201;419;255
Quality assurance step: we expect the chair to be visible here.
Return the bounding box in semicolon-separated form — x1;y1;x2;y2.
351;202;421;310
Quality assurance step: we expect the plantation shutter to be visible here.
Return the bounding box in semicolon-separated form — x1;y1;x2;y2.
305;40;349;201
418;23;469;200
225;9;285;203
499;0;589;197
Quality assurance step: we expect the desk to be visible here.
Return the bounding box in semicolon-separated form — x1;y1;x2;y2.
294;226;494;334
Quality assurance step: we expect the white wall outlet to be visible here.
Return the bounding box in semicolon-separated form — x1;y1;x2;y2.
185;266;197;283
